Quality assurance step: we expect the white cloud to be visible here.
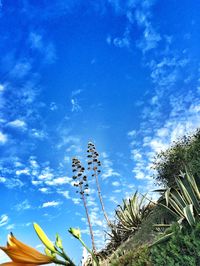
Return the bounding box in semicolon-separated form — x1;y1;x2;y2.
10;62;31;79
15;200;31;211
127;129;136;137
0;178;24;189
29;32;57;64
16;169;30;176
29;32;43;50
6;224;15;230
42;201;61;208
45;176;71;186
7;119;26;129
31;129;46;139
0;84;4;92
0;177;6;183
57;191;70;199
101;155;121;179
50;102;58;111
72;89;82;96
101;167;120;179
71;98;81;112
112;181;120;187
0;132;7;144
72;198;81;205
0;214;8;227
39;187;49;193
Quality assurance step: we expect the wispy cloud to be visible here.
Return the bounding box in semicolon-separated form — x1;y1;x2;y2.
0;214;8;227
7;119;27;130
100;152;121;180
0;132;7;144
14;200;31;211
42;201;61;208
29;32;57;64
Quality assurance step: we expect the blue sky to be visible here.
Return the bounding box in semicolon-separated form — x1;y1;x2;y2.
0;0;200;264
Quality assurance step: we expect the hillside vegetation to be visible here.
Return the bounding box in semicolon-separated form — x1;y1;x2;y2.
95;129;200;265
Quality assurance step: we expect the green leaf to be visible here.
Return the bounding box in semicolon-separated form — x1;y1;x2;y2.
183;204;195;227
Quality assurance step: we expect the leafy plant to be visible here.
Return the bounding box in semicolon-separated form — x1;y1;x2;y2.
158;170;200;226
110;245;152;266
34;223;75;265
69;227;99;266
153;129;200;187
150;222;200;266
151;170;200;246
115;191;153;235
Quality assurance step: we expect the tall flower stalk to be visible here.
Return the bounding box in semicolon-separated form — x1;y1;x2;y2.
72;157;96;252
87;142;112;228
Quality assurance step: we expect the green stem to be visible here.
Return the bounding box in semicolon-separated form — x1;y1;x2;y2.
54;247;76;266
52;257;70;265
78;238;99;266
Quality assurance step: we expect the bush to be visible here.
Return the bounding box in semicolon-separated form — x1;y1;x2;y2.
150;222;200;266
110;245;152;266
153;129;200;187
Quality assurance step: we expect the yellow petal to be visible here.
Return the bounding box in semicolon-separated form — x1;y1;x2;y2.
33;223;56;253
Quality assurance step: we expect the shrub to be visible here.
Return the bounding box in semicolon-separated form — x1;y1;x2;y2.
110;245;152;266
150;222;200;266
153;129;200;187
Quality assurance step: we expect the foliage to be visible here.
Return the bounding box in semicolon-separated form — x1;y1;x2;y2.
69;227;99;266
153;129;200;187
115;191;153;236
150;222;200;266
98;193;155;260
151;170;200;246
159;170;200;225
109;245;152;266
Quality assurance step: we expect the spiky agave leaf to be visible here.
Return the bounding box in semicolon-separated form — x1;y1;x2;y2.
152;170;200;247
115;191;152;234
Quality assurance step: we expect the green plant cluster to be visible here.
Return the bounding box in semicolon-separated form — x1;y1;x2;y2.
100;129;200;265
153;129;200;187
110;245;151;266
151;222;200;266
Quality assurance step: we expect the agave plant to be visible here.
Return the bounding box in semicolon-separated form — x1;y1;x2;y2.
151;170;200;246
115;191;153;235
159;170;200;226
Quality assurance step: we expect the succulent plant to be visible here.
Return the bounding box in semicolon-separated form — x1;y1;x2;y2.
115;191;153;234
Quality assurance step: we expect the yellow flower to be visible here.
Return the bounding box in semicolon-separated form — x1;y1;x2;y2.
33;223;56;253
0;234;54;265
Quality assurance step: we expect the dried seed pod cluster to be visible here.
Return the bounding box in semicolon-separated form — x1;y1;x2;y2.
87;142;101;173
72;158;89;197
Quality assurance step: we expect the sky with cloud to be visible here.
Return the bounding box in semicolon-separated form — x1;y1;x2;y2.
0;0;200;264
